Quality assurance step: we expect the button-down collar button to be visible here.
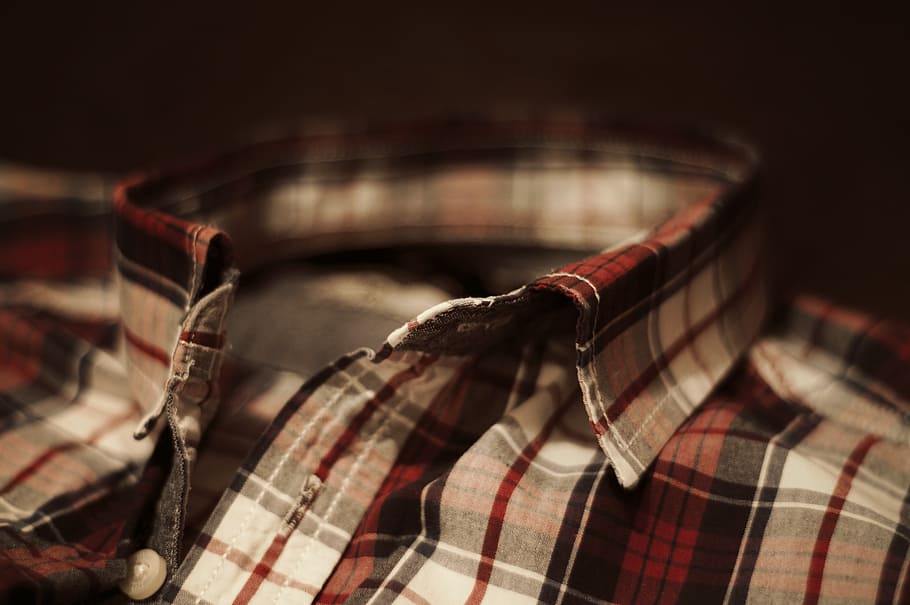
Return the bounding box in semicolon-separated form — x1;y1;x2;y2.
119;548;167;600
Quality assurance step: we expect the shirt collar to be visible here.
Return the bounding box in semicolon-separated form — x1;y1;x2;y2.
113;116;766;487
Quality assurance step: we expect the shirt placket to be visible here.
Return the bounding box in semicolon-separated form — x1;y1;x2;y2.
161;348;459;604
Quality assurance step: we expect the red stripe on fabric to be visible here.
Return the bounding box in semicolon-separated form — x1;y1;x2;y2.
314;355;438;481
601;251;761;427
122;326;170;366
466;390;576;604
0;408;137;496
0;231;111;279
803;434;879;605
376;580;434;605
0;311;45;388
113;188;200;254
231;355;439;604
231;533;289;605
198;534;319;599
318;360;480;603
0;443;83;497
0;532;115;576
180;330;224;349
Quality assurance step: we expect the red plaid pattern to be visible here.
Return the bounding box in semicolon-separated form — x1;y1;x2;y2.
0;118;908;604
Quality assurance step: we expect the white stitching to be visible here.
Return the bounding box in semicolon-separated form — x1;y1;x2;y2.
192;361;368;604
272;355;433;605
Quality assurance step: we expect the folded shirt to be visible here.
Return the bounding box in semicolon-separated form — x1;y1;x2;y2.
0;117;907;604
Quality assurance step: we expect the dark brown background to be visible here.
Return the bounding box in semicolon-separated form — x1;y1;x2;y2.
1;4;908;320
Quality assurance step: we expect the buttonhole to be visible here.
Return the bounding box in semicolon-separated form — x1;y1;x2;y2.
279;474;323;539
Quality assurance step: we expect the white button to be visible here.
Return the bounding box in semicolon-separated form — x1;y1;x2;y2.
119;548;167;600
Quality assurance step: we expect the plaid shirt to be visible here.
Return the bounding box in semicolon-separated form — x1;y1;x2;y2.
1;118;908;604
